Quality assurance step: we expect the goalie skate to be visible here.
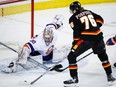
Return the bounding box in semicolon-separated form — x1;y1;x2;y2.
2;61;17;73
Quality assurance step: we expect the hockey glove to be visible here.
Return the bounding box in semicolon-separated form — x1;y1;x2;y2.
53;14;64;28
106;37;116;46
50;64;63;72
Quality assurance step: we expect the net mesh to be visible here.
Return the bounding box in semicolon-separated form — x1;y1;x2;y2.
0;0;32;49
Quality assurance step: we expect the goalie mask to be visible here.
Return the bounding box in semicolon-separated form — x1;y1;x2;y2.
43;27;53;46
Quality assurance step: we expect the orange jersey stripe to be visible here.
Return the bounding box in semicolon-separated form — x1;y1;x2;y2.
96;19;104;24
73;45;78;50
81;29;101;35
24;44;30;49
73;40;84;50
73;38;80;40
69;65;78;70
103;63;111;68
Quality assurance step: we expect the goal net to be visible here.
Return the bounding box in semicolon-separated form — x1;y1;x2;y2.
0;0;33;49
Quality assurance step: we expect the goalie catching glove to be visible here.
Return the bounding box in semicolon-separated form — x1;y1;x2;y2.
53;14;64;29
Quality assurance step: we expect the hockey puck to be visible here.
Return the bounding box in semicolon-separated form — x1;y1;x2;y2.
24;80;27;83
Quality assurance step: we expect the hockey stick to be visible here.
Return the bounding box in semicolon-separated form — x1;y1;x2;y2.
28;57;63;72
56;51;93;72
0;42;18;53
28;57;49;70
30;56;67;85
0;42;62;72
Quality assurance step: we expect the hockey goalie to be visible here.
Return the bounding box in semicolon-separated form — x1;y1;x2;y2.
2;15;65;73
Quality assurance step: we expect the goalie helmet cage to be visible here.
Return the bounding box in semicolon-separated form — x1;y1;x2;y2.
0;0;34;48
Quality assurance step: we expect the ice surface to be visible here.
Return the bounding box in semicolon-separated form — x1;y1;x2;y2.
0;2;116;87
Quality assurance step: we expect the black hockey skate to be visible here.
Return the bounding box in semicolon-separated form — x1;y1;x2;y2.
107;74;116;86
63;77;79;87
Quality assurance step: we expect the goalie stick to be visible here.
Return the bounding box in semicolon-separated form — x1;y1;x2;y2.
28;57;63;72
0;42;18;53
0;42;62;72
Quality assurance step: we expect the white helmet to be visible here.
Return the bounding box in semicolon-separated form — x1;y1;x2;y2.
43;27;53;46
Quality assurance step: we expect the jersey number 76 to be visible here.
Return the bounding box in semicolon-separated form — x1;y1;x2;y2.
80;14;97;30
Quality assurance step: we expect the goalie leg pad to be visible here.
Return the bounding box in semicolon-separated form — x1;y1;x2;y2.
17;47;30;65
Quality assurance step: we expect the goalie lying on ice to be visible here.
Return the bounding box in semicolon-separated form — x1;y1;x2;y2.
2;15;64;73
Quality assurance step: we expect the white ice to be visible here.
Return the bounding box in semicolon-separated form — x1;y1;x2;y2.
0;2;116;87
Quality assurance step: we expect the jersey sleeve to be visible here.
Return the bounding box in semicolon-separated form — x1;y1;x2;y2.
92;11;104;27
69;16;81;41
51;29;57;46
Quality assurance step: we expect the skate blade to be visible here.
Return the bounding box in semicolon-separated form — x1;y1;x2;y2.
64;83;79;87
108;80;116;86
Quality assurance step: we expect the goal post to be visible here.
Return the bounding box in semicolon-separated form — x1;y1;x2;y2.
31;0;34;38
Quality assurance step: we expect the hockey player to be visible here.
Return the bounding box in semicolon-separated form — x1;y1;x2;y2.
63;1;116;86
2;15;64;73
106;35;116;67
